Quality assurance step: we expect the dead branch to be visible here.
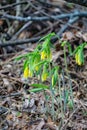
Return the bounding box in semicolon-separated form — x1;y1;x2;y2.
0;11;87;22
0;1;27;10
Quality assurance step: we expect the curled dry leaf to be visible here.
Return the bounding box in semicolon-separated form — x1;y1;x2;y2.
62;31;75;41
82;33;87;42
76;32;87;42
3;78;13;93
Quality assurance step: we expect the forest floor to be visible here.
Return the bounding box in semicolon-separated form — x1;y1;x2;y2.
0;1;87;130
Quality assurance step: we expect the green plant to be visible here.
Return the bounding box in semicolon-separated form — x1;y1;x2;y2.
15;33;56;91
72;42;87;66
15;33;60;120
61;40;72;69
15;32;87;121
61;41;74;108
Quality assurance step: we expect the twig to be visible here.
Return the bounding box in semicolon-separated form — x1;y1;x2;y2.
0;11;87;22
0;106;8;115
37;0;66;12
34;21;59;37
0;92;23;99
0;48;34;64
0;36;41;47
57;16;79;37
11;21;32;40
0;15;78;48
0;1;27;10
0;10;85;47
0;52;15;58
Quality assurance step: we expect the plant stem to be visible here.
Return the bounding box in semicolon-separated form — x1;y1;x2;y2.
64;46;68;70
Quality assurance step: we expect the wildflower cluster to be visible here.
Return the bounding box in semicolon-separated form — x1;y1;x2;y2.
23;33;55;81
61;41;87;66
23;51;41;78
15;33;87;119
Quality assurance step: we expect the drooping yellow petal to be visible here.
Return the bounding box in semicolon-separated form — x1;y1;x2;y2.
41;72;48;82
28;69;33;77
23;66;29;78
75;53;78;64
77;57;82;65
35;65;39;71
41;51;47;60
75;51;82;66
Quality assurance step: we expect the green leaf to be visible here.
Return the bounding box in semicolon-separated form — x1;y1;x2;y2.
81;42;87;49
15;53;31;61
51;66;59;86
79;49;84;65
68;100;74;109
72;46;80;56
31;83;49;89
67;3;74;8
23;59;29;70
34;60;48;68
52;71;58;86
67;43;72;55
72;42;87;56
16;111;21;117
31;84;49;89
82;111;87;116
29;88;47;93
61;41;67;47
65;90;69;103
39;33;55;43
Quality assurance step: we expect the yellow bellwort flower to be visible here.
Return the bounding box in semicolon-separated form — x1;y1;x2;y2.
75;50;82;66
75;52;78;64
41;72;48;82
23;66;29;78
41;63;48;82
24;66;33;78
41;50;52;61
41;51;47;60
35;65;39;71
